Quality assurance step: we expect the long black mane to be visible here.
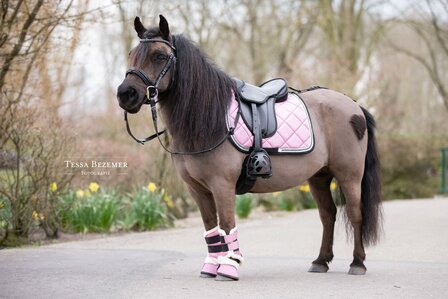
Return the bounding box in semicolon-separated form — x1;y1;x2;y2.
155;32;234;152
138;28;234;152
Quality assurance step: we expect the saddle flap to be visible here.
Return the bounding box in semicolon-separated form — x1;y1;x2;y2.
235;78;288;104
239;97;277;138
227;91;314;155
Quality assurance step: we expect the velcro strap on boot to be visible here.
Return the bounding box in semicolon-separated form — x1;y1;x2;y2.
208;243;228;253
218;252;244;267
217;255;240;269
218;228;243;264
205;234;221;244
204;256;219;265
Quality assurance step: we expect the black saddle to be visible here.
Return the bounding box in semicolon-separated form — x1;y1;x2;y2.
236;78;288;104
234;78;288;180
234;78;288;138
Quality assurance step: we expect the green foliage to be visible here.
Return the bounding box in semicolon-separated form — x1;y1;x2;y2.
56;185;172;235
0;196;11;241
278;193;295;211
236;194;253;219
299;192;317;209
379;136;441;199
272;187;317;212
123;188;169;231
62;191;119;233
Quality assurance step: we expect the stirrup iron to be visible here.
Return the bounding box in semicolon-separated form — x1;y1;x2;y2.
247;149;272;178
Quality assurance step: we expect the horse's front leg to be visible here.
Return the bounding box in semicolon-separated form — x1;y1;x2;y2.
211;182;244;281
187;184;223;278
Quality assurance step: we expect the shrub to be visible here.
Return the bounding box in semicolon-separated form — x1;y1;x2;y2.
278;193;296;211
298;190;316;209
236;194;253;219
62;190;119;233
379;136;441;199
0;104;74;245
0;196;11;244
124;187;169;231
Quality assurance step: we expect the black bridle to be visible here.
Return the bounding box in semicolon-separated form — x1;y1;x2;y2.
124;38;176;145
123;37;237;155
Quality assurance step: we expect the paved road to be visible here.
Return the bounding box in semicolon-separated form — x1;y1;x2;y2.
1;198;448;299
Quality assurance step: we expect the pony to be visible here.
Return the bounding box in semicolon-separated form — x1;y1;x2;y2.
116;15;382;281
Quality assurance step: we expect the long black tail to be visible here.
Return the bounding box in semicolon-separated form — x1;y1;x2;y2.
360;107;383;246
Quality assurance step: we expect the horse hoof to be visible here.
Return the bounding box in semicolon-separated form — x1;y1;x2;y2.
215;274;238;281
308;263;329;273
200;272;216;278
348;266;366;275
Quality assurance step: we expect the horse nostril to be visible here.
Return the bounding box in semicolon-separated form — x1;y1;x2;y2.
117;85;138;102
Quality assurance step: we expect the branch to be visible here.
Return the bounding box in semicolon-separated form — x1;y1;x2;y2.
388;37;448;111
0;0;43;90
427;0;448;57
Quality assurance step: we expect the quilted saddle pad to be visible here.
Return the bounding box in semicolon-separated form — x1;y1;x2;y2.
226;92;314;154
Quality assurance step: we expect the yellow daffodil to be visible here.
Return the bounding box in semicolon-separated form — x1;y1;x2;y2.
85;190;91;197
330;182;337;190
298;184;310;193
50;182;57;192
148;182;157;193
89;182;99;193
32;211;39;220
163;193;174;208
76;189;85;198
32;211;45;221
0;201;4;209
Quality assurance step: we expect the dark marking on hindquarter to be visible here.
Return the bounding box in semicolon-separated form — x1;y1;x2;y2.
350;115;367;140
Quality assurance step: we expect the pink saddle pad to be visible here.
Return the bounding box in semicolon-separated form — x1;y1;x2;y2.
226;92;314;154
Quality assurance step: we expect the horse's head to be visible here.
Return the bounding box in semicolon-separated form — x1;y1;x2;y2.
117;15;175;113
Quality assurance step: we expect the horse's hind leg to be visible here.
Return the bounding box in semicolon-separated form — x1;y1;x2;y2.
308;172;336;273
338;179;367;275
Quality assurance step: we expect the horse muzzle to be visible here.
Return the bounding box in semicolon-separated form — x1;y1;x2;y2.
117;83;146;114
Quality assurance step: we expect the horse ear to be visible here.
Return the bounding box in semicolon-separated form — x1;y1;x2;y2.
134;16;146;38
159;15;170;40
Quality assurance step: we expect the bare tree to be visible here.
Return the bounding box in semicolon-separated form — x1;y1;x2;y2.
0;0;90;244
217;0;319;83
387;0;448;111
316;0;384;95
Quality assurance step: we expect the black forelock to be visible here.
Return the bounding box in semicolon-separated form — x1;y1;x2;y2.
142;27;163;40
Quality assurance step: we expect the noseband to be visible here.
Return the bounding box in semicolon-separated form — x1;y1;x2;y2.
124;38;177;145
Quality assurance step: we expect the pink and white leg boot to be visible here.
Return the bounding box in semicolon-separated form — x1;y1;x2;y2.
200;226;224;278
216;227;244;281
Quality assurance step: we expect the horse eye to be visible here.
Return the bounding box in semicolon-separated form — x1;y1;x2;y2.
153;53;167;62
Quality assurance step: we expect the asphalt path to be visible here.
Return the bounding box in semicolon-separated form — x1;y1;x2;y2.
1;198;447;299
